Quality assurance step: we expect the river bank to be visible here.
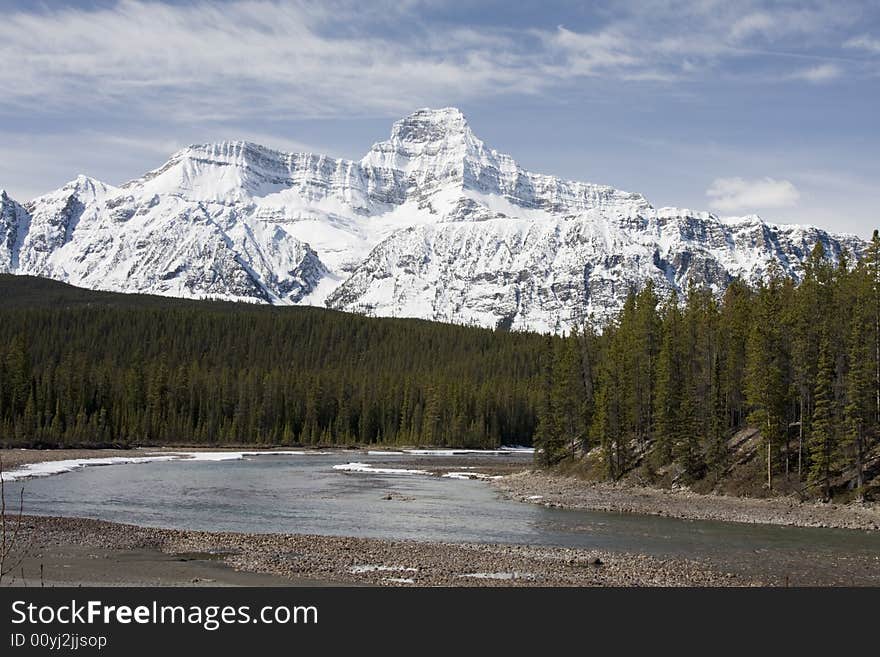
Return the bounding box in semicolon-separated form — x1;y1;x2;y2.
3;449;880;586
4;448;880;532
493;470;880;532
2;515;747;587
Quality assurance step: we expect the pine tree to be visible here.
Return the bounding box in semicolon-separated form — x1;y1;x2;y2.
744;276;789;490
706;351;728;472
653;294;681;466
633;282;661;447
534;336;564;465
421;384;441;446
5;335;30;417
868;229;880;425
550;334;586;459
674;380;704;481
843;277;872;498
719;280;751;429
574;322;597;447
592;378;620;478
808;336;837;501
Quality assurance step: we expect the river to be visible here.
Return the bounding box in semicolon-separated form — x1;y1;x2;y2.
6;451;880;585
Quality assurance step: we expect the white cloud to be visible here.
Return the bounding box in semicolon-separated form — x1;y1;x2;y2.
729;12;777;41
543;26;642;76
706;177;801;212
844;34;880;53
0;0;867;123
0;0;542;120
789;63;843;82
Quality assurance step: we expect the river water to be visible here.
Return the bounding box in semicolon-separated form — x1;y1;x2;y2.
6;451;880;585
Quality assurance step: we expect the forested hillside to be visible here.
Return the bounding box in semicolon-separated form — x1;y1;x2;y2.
535;233;880;501
0;276;548;449
2;227;879;502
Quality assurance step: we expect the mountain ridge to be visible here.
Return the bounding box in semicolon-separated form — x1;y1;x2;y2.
0;107;865;331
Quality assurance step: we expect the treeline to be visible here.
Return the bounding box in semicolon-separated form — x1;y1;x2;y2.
0;276;548;449
3;231;880;500
535;233;880;500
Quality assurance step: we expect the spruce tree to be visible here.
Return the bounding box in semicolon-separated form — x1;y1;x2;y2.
808;336;837;501
868;230;880;424
653;294;681;466
843;281;872;498
550;334;586;460
744;276;789;490
674;380;704;481
706;351;728;472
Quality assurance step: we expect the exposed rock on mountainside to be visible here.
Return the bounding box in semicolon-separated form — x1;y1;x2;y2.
0;108;864;331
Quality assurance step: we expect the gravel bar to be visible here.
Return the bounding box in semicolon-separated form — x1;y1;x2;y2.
494;470;880;531
5;515;750;587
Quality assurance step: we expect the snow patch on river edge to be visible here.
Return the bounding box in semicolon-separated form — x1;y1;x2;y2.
1;448;530;482
0;456;181;482
333;462;503;479
333;462;431;476
0;450;327;481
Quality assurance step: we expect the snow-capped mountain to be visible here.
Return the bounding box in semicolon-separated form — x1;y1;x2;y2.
0;108;865;331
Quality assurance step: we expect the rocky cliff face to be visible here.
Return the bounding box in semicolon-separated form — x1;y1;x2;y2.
0;108;864;331
0;190;31;272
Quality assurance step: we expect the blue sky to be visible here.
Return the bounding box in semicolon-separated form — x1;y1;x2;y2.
1;0;878;236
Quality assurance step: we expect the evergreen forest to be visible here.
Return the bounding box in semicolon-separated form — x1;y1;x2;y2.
1;232;879;499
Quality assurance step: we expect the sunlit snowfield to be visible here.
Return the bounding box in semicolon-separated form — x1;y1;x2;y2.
6;451;880;585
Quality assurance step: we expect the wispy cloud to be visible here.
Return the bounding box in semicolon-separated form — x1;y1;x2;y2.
729;12;777;41
0;0;536;120
790;63;843;82
706;177;801;213
844;34;880;53
0;0;869;124
1;1;878;237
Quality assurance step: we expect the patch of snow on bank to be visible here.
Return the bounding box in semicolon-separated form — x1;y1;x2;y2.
404;447;534;456
0;456;179;482
173;450;323;462
1;450;328;481
333;462;430;476
441;472;501;481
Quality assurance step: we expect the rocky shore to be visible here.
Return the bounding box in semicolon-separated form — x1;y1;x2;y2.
3;448;880;587
494;470;880;532
4;515;748;587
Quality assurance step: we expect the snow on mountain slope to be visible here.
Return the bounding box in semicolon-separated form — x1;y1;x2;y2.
328;208;862;331
361;107;650;215
0;108;865;331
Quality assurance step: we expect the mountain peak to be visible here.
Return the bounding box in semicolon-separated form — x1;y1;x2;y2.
69;174;107;188
361;107;486;174
390;107;471;141
60;175;113;200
